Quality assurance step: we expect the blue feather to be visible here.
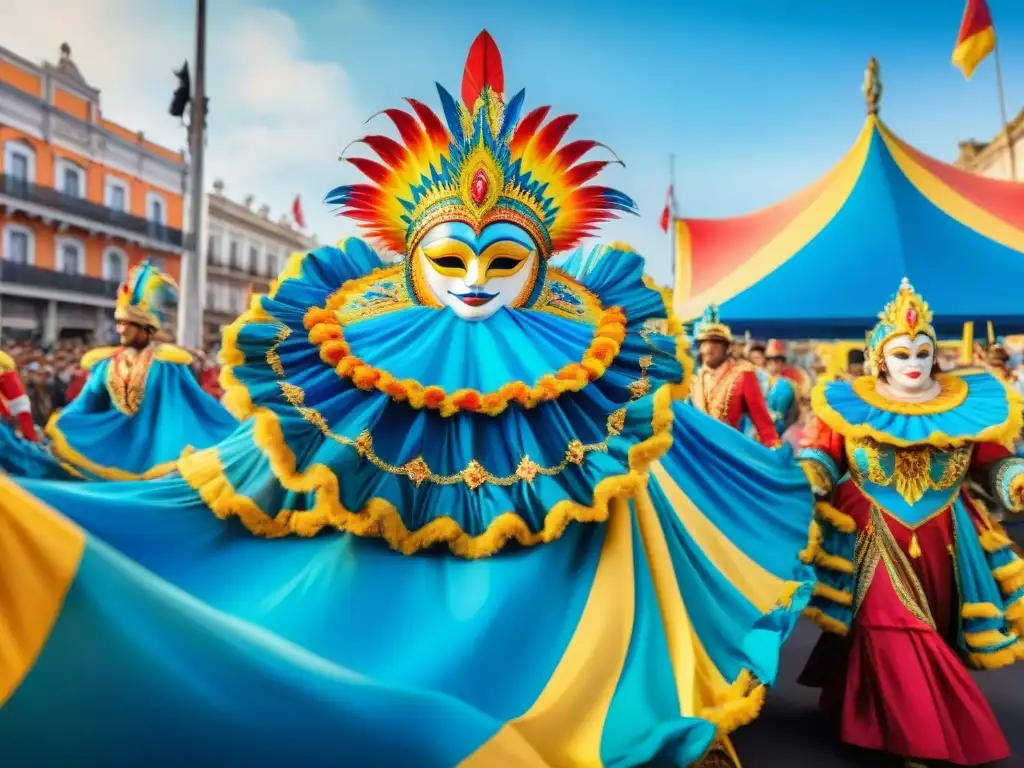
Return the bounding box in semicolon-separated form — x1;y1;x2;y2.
324;185;353;204
435;83;464;145
499;89;526;140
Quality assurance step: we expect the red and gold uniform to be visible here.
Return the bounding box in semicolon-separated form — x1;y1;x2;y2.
690;304;780;447
691;358;780;446
0;350;38;441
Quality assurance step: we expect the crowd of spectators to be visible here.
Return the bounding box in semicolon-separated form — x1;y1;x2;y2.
2;334;223;427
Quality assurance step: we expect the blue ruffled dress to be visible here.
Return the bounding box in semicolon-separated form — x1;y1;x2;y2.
0;241;816;767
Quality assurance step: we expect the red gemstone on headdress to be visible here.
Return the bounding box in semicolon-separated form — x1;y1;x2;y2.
470;169;488;205
906;308;917;325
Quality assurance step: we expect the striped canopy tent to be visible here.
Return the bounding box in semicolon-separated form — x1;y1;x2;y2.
672;111;1024;339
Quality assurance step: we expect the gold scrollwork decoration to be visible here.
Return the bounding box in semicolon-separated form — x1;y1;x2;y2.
277;380;626;490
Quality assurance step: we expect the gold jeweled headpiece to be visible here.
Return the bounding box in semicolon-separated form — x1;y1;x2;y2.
325;30;637;259
867;277;936;370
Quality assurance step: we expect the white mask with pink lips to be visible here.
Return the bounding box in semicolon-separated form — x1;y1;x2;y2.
878;333;941;401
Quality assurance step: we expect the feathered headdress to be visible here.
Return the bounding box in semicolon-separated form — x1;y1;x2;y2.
325;30;637;259
693;303;733;344
114;261;178;331
867;277;936;371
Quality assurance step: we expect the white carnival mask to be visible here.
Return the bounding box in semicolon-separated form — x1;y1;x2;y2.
882;333;935;394
412;221;539;321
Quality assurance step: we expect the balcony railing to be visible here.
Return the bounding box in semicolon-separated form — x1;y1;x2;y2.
0;260;121;299
0;174;186;249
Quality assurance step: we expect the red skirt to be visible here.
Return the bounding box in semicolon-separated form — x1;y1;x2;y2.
800;485;1009;765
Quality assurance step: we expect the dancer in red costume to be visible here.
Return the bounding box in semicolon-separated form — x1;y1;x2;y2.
0;349;38;441
797;278;1024;767
690;303;781;447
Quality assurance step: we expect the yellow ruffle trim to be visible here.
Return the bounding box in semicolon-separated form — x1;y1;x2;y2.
44;412;186;481
153;344;193;366
812;371;1024;449
303;299;629;420
188;284;693;558
80;346;118;371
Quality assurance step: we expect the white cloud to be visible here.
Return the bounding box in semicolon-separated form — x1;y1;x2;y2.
4;0;364;245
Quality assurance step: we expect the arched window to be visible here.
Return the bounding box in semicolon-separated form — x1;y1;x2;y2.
102;247;127;282
54;157;86;198
3;140;36;194
2;224;35;265
54;236;85;275
145;191;167;224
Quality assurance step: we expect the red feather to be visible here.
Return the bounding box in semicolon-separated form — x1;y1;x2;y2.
347;157;392;185
359;135;410;168
562;160;607;187
461;30;504;108
551;140;598;172
509;106;551;154
532;114;577;159
381;109;425;154
405;98;450;149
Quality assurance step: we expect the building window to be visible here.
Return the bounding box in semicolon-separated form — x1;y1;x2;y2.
55;237;84;274
2;224;34;265
148;255;166;272
105;176;130;212
102;247;127;282
266;250;278;276
206;234;218;263
145;191;167;224
3;141;35;186
229;239;239;269
205;283;215;309
55;158;86;198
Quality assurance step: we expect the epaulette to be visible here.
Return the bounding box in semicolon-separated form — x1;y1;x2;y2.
80;347;118;370
154;344;194;366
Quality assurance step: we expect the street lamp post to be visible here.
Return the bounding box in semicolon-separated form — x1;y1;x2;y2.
177;0;207;348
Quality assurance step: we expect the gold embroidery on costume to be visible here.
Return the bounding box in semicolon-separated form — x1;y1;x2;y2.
854;505;936;628
278;381;624;489
105;346;155;416
628;356;653;400
691;360;750;422
846;436;972;505
332;269;415;326
530;268;604;324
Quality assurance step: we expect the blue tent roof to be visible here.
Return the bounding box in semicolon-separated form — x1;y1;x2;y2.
673;117;1024;339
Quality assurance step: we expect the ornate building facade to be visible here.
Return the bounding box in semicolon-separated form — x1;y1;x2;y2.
203;180;315;348
0;43;188;343
954;107;1024;180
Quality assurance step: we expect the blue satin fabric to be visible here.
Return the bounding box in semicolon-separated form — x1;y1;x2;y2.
51;357;237;477
0;421;79;479
819;371;1013;445
4;238;817;766
227;241;684;538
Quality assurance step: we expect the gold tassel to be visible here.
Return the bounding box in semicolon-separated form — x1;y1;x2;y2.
909;533;921;559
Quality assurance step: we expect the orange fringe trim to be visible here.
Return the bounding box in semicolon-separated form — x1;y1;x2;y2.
302;275;629;418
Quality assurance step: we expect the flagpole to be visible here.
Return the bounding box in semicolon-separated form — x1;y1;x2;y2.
993;41;1018;180
668;153;677;289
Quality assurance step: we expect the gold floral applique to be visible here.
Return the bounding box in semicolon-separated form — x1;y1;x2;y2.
847;436;972;506
105;346;155;416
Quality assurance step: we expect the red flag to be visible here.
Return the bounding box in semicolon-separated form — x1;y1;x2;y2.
292;195;306;228
659;186;673;232
952;0;996;79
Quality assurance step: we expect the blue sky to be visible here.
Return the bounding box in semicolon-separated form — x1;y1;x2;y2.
257;0;1023;284
21;0;1022;287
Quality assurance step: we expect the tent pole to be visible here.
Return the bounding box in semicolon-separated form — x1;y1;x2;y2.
993;43;1018;181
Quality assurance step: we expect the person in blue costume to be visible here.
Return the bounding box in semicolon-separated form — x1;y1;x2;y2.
0;31;815;768
42;261;237;480
742;340;798;442
797;278;1024;767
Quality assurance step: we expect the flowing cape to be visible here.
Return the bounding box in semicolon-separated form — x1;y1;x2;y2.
2;240;815;767
44;345;238;480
